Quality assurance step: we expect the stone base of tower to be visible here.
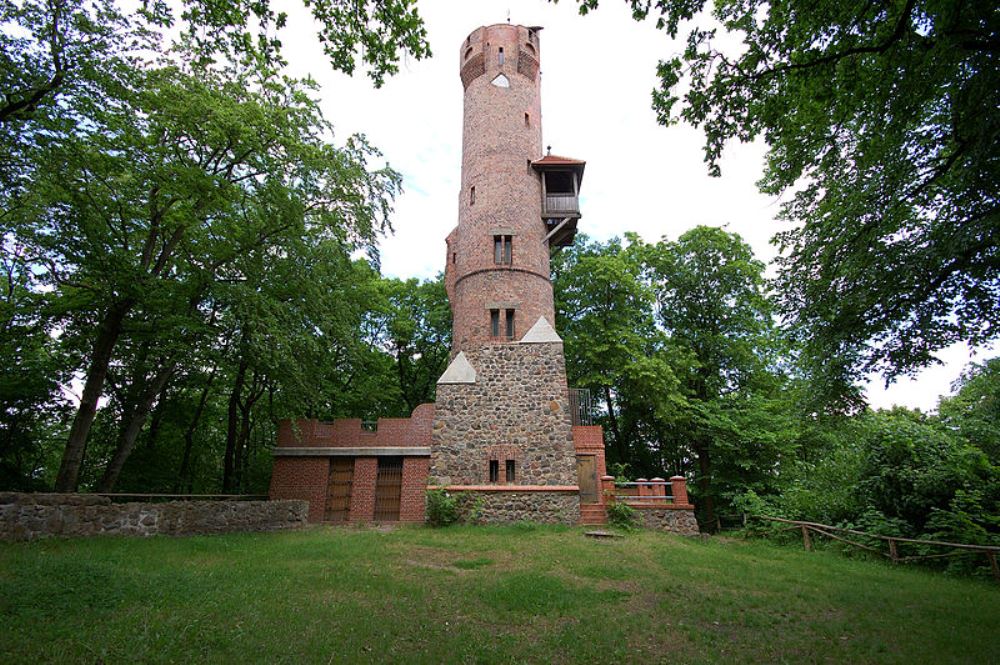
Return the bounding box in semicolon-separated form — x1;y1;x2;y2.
441;488;581;525
431;339;580;524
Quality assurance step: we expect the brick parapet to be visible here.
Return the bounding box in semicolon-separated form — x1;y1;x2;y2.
276;404;435;449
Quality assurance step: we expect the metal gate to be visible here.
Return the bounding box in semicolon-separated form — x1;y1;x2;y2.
325;458;354;522
374;457;403;521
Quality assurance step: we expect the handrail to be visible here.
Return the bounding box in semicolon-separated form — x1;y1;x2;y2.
615;481;671;486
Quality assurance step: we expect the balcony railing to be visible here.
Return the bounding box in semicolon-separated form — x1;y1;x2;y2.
568;388;593;426
544;193;580;215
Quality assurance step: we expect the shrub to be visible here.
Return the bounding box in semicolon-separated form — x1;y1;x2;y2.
425;488;459;527
606;501;639;530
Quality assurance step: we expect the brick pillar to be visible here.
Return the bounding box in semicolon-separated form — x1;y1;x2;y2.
400;457;430;522
670;475;690;507
350;457;378;522
601;475;615;504
651;477;665;505
637;478;649;500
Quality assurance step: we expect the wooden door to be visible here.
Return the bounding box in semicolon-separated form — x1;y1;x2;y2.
374;457;403;521
576;455;598;503
325;458;354;522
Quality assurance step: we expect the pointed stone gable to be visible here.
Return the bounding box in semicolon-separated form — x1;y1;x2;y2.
519;316;562;344
437;351;477;384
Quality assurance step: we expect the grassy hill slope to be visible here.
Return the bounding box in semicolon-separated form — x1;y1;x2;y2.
1;525;997;663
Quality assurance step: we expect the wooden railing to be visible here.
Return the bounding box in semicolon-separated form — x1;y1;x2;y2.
544;193;579;215
754;515;1000;582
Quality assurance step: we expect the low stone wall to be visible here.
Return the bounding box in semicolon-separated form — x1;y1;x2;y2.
633;506;700;535
0;493;308;541
455;491;580;525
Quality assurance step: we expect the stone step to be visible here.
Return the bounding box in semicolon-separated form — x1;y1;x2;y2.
578;503;607;525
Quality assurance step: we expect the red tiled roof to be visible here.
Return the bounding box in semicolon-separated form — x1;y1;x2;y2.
531;154;586;167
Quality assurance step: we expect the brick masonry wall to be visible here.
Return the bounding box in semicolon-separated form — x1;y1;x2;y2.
431;341;577;487
269;457;329;522
349;457;378;522
0;493;307;541
446;24;553;352
401;457;431;522
634;506;700;536
276;404;435;449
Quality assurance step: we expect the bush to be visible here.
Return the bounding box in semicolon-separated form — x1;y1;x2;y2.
425;488;459;527
606;501;639;530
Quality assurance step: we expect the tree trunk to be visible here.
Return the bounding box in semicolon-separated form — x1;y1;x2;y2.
695;440;716;532
55;299;134;491
602;385;626;465
223;357;248;493
176;370;217;493
96;361;176;492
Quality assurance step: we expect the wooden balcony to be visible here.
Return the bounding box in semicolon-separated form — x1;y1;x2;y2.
543;193;580;217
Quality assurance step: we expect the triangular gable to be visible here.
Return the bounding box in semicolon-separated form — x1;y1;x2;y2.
519;317;562;344
437;351;477;384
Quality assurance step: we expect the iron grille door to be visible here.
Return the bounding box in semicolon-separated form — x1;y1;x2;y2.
374;457;403;521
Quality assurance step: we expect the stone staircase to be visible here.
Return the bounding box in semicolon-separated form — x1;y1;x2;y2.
579;502;607;525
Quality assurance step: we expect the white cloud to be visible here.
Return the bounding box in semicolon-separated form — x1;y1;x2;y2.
278;0;989;411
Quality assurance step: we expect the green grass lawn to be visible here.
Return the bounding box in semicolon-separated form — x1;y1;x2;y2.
1;525;997;664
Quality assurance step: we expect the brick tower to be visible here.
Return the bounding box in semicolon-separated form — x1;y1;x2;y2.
430;24;593;523
270;24;612;527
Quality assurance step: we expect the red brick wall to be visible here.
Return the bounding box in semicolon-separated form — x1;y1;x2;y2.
349;457;378;522
275;404;434;449
268;457;328;523
573;425;608;500
446;24;552;353
400;457;431;522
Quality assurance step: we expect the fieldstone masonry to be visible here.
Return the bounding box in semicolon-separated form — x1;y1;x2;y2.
0;493;307;541
431;341;576;487
634;507;701;536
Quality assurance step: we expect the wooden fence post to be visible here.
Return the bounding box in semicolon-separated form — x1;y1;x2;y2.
888;538;899;563
988;552;999;582
801;525;812;551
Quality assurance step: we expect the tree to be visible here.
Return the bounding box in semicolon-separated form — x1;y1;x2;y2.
553;236;683;469
637;227;790;527
939;357;1000;463
573;0;1000;389
378;277;452;414
11;58;401;491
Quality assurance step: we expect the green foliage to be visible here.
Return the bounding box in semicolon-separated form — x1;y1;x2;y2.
0;0;434;492
572;0;999;393
606;501;639;530
425;488;460;527
555;228;792;528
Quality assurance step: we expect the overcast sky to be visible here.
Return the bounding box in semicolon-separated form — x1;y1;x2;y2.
280;0;993;412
